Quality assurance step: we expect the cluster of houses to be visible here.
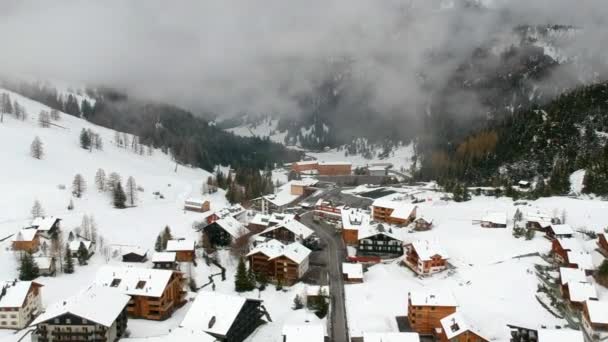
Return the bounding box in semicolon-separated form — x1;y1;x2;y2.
11;217;62;253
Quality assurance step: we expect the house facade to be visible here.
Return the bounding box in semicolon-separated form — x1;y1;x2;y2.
0;281;43;330
357;226;403;258
404;241;449;275
414;217;433;231
152;252;178;270
166;239;196;262
436;312;488;342
407;291;457;336
582;300;608;340
598;233;608;257
184;198;210;213
371;197;417;226
247;240;311;285
12;228;40;252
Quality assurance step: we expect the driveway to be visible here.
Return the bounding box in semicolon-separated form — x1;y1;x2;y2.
301;212;349;342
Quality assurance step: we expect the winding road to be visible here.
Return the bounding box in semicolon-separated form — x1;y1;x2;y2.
300;212;349;342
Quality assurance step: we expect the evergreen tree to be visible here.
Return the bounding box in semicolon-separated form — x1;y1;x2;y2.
63;245;74;274
31;199;45;219
235;257;250;292
72;174;87;198
95;168;106;191
161;226;173;249
548;157;571;195
38;110;50;128
50;109;61;121
18;252;40;281
292;294;304;310
125;176;138;206
155;235;163;252
113;182;127;208
67;198;74;211
30;136;44;159
77;242;89;265
79;128;91;150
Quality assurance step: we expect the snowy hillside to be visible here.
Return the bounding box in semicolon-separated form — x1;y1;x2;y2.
0;89;229;340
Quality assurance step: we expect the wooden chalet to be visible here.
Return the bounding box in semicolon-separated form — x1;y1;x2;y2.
95;266;186;320
342;263;364;284
184;198;210;213
582;300;608;340
357;224;403;258
436;312;488;342
247;239;311;285
30;216;61;238
371;197;417;226
282;323;325;342
0;280;43;330
552;238;582;264
247;213;297;233
407;290;457;336
546;224;575;240
480;212;507;228
258;219;313;244
403;240;449;275
152;252;178;270
203;216;247;248
166;239;196;262
558;267;596;309
31;286;129;342
34;257;56;276
341;208;370;246
180;291;267;342
11;228;40;252
598;233;608;257
413;217;433;231
121;247;148;263
525;209;558;231
68;239;94;259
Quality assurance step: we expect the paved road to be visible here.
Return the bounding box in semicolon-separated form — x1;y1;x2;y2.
301;212;349;342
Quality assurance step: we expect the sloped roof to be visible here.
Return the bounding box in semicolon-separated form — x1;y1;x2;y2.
12;228;38;242
278;242;311;264
247;239;286;259
358;224;402;242
68;240;92;252
586;300;608;324
566;251;594;270
166;239;195;252
184;198;209;206
559;267;587;285
550;224;574;236
247;239;311;264
34;257;53;270
180;291;258;337
121;246;148;257
439;312;485;340
409;290;457;307
407;240;449;261
481;212;507;225
152;252;176;263
95;266;176;298
212;216;247;238
567;281;598;303
390;205;417;220
31;285;129;328
0;281;41;308
555;238;583;252
261;219;314;240
342;263;363;279
31;216;60;231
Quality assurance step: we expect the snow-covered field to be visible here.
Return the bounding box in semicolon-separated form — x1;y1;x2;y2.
344;189;608;340
225;118;287;145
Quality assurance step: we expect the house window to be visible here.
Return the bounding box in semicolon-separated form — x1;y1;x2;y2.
11;321;17;326
110;279;122;287
54;318;59;324
136;281;146;289
66;319;71;324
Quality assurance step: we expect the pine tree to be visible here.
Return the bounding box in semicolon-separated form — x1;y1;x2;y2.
18;252;40;281
77;242;89;265
30;136;44;159
95;168;106;191
125;176;137;206
155;235;163;252
235;257;250;292
161;226;173;249
79;128;91;150
113;182;127;208
31;199;45;219
64;245;74;274
107;172;122;190
72;174;86;198
50;109;61;121
292;294;304;310
38;110;50;128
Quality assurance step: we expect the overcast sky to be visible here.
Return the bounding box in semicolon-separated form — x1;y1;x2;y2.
0;0;606;116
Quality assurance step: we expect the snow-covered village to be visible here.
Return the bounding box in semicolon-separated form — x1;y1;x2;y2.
3;1;608;342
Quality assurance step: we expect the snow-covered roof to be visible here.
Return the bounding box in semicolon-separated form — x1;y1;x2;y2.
215;204;246;219
184;198;208;206
537;329;584;342
567;281;597;303
559;267;587;285
166;239;195;252
68;240;92;252
586;300;608;324
406;240;449;261
180;291;257;337
291;178;318;187
550;224;574;236
341;208;371;231
31;216;60;231
31;285;130;328
305;285;329;297
34;257;52;270
95;266;176;297
566;251;594;270
122;328;217;342
282;323;325;342
555;238;583;252
0;281;40;308
249;213;271;226
409;290;457;307
269;213;297;225
12;228;38;242
372;195;415;212
247;239;311;264
358;224;402;242
439;312;483;340
259;219;314;241
390;205;417;220
212;216;247;238
121;246;148;257
342;263;363;279
152;252;176;263
294;160;318;166
481;212;507;225
362;332;420;342
318;161;351;166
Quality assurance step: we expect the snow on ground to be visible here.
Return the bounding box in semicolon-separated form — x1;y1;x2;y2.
570;169;586;195
0;88;229;340
344;192;608;341
306;144;415;172
226;118;287;145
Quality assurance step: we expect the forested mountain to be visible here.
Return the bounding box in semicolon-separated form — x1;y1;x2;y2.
0;80;301;171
